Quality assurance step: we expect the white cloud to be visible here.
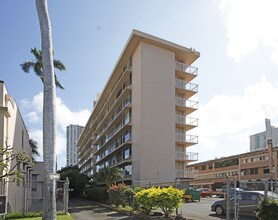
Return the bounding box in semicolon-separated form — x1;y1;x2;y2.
26;111;39;124
217;0;278;64
21;92;91;168
195;76;278;161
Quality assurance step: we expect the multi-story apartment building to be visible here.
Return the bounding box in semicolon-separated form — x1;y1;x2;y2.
250;119;278;151
0;80;33;212
77;30;200;184
185;142;278;189
66;124;84;166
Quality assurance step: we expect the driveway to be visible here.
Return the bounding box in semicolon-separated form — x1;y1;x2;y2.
69;198;137;220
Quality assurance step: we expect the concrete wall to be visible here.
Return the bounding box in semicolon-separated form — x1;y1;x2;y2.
132;42;176;183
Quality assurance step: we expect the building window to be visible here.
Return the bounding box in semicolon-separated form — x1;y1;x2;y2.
32;174;38;191
124;147;131;159
250;168;258;175
263;167;270;174
209;165;213;169
201;165;206;170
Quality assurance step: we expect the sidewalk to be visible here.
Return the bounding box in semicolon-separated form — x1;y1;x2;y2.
69;198;137;220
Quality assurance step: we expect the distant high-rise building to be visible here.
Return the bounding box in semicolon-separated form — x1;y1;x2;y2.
250;119;278;151
66;124;84;166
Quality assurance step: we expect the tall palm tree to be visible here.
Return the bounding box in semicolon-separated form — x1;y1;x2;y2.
29;138;40;161
20;47;65;89
35;0;57;219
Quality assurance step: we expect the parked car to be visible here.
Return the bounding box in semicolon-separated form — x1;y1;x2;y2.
197;188;215;197
211;191;278;216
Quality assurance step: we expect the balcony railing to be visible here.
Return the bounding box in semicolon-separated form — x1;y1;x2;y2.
176;169;199;178
175;61;198;76
176;151;198;161
176;134;198;145
176;115;198;127
176;97;198;110
176;79;198;93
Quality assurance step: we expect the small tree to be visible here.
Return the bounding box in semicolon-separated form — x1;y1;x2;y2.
0;144;33;181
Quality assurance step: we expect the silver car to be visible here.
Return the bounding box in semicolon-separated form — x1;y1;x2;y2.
211;191;278;216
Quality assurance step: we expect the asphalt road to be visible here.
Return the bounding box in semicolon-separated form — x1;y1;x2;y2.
180;197;256;220
69;198;137;220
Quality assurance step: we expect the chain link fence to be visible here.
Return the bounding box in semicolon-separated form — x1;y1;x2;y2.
225;179;278;220
0;179;69;215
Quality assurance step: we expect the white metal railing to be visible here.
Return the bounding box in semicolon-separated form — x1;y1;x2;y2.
176;134;198;144
176;97;198;109
176;115;198;127
175;61;198;76
175;79;198;93
176;169;199;178
176;151;198;161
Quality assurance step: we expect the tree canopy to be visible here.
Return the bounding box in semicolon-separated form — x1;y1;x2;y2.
58;165;89;198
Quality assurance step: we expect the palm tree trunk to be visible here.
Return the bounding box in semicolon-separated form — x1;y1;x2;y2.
35;0;57;219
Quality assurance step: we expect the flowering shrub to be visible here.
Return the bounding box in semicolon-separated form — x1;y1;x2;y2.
108;183;126;207
155;186;184;216
134;186;184;216
134;187;157;214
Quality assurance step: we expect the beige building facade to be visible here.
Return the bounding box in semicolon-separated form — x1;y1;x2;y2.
0;80;34;212
77;30;200;185
185;144;278;189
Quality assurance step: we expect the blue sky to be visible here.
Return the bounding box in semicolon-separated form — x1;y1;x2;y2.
2;0;278;169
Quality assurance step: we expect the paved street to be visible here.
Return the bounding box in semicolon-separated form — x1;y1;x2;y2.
69;198;257;220
180;197;256;220
69;198;137;220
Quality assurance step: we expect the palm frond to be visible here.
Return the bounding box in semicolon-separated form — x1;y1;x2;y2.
54;75;64;89
29;139;40;157
20;61;35;73
53;59;66;71
31;47;42;63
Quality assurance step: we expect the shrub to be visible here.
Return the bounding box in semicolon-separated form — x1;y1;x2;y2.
83;187;108;202
256;198;278;220
155;186;184;217
135;187;158;214
108;183;126;207
134;186;184;216
123;186;136;207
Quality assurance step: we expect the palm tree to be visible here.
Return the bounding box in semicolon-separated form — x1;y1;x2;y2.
29;138;40;161
94;167;123;188
20;47;65;89
35;0;57;219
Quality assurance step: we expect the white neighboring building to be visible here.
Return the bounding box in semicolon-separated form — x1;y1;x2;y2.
66;124;84;166
250;119;278;151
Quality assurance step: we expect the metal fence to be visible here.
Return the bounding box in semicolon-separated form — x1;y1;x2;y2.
226;179;278;220
0;179;69;215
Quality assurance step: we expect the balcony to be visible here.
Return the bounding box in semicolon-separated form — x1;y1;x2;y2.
176;97;198;114
175;79;198;99
176;151;198;162
176;134;198;147
175;61;198;82
176;115;198;131
176;169;199;179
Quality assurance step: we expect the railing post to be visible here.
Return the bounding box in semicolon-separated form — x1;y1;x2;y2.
63;177;69;215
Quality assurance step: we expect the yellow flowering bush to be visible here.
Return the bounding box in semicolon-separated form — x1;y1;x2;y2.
134;186;184;216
